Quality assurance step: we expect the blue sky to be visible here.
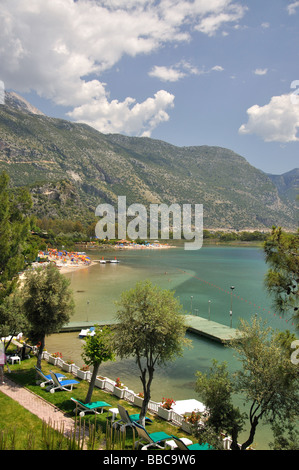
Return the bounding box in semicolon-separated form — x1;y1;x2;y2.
1;0;299;174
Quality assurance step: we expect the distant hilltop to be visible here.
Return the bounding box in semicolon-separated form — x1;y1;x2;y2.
4;91;45;116
0;91;297;231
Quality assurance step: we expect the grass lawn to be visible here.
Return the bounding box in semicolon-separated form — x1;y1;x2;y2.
0;392;78;450
1;355;195;450
0;392;45;450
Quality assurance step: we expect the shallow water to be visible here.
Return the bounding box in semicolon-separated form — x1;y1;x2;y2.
45;246;296;449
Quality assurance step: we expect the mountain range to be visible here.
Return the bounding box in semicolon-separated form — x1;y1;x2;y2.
0;91;297;231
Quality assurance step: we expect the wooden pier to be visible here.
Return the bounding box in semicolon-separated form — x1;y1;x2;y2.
61;315;241;344
61;320;118;333
184;315;241;343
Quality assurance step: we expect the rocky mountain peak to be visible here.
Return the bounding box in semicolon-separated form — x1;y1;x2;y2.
4;91;45;116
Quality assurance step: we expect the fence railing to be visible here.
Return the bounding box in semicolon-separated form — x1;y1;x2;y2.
40;353;217;437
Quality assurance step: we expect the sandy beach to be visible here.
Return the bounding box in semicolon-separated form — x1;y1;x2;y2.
18;248;95;284
57;261;96;274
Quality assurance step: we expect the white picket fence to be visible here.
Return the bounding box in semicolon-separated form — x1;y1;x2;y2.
41;351;239;449
42;351;183;423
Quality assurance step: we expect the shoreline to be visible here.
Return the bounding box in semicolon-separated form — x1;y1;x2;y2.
74;240;263;251
56;261;96;274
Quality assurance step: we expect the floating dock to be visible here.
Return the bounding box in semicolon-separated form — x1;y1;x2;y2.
184;315;241;343
61;315;241;344
61;320;118;333
94;259;120;264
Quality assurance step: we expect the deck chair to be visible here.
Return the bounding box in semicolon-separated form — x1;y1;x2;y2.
21;344;33;360
113;404;153;431
71;397;112;416
171;435;213;450
134;422;172;450
34;366;66;388
49;371;79;393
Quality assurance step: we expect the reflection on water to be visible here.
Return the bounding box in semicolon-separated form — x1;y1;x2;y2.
45;246;295;449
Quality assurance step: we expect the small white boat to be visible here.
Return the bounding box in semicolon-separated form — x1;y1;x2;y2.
99;259;106;264
78;327;95;339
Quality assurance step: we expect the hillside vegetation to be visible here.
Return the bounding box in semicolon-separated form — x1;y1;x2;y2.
0;98;297;230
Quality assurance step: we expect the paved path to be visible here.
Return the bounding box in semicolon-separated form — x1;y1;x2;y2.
0;376;85;441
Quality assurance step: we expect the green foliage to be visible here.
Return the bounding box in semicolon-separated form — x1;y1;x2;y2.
105;420;130;450
0;105;297;230
203;229;268;242
81;325;115;403
0;290;28;346
232;317;299;449
195;317;299;450
82;325;115;367
195;360;245;446
0;171;36;303
114;280;190;366
22;263;75;367
264;226;299;325
269;421;299;450
113;280;190;424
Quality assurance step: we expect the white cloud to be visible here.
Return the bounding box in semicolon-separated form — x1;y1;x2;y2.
149;66;187;82
239;94;299;143
149;62;223;82
211;65;224;72
0;0;246;135
287;1;299;15
67;90;175;137
253;68;268;75
195;4;246;36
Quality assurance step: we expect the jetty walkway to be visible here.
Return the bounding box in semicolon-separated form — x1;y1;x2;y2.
62;315;241;344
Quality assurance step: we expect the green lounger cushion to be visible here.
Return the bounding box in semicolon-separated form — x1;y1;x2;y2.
84;401;111;409
72;398;111;409
147;431;171;443
129;413;152;423
188;442;213;450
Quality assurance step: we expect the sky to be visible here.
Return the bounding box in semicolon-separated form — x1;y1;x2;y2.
0;0;299;174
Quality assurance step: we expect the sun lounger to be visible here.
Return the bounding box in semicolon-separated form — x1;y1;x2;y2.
171;435;213;450
113;404;153;431
34;366;66;387
49;371;79;393
134;422;172;450
71;397;112;416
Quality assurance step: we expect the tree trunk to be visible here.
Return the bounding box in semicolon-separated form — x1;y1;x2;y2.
139;366;154;427
240;416;259;450
230;425;241;450
230;415;259;451
85;362;100;404
36;336;45;370
4;331;16;353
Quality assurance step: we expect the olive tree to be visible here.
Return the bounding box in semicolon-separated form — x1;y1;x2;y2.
0;290;27;352
81;325;115;404
22;263;74;369
264;226;299;327
195;317;299;450
113;280;190;426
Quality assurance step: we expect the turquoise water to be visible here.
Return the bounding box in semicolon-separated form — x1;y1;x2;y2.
45;246;296;449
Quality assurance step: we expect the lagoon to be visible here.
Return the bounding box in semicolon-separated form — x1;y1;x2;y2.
45;245;296;449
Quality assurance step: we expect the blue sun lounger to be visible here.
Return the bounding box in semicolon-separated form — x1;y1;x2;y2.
49;371;79;393
71;397;112;416
34;366;66;388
